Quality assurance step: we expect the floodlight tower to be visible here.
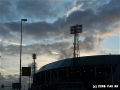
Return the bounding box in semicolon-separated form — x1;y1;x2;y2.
32;53;36;74
70;24;82;66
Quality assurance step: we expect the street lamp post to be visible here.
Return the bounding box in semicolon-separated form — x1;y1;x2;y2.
19;19;27;90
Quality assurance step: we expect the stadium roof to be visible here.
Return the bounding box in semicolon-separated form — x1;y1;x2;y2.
38;55;120;72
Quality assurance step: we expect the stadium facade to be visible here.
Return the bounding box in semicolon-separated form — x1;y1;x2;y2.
31;55;120;90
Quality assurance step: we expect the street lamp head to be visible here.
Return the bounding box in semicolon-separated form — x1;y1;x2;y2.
21;19;27;21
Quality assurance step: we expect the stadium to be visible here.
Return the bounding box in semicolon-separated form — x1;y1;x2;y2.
31;55;120;90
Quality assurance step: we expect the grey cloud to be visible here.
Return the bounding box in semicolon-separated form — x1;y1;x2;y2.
4;22;20;32
5;45;20;55
0;73;28;90
38;41;72;60
0;35;104;61
16;0;53;19
99;50;107;55
16;0;71;20
80;36;96;51
0;22;20;42
98;0;120;22
0;44;5;52
23;41;70;56
0;23;10;38
0;0;12;14
57;36;104;59
58;48;72;60
65;0;120;36
0;0;119;59
0;0;17;21
1;40;71;59
2;19;68;41
25;22;57;39
0;0;71;21
3;0;120;40
76;0;111;12
22;0;120;40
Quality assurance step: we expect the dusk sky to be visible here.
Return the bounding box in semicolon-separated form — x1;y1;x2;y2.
0;0;120;89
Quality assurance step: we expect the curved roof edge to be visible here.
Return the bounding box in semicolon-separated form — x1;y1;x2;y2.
37;55;120;72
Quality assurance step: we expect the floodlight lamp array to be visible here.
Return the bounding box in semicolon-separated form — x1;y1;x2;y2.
70;24;82;34
76;24;82;33
70;26;76;34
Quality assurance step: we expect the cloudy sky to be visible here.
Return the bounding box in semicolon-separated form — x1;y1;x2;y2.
0;0;120;89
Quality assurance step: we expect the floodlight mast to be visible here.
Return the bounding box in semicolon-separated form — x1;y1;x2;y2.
70;24;82;66
32;53;36;74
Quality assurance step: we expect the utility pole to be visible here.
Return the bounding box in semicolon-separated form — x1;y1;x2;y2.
70;24;82;66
